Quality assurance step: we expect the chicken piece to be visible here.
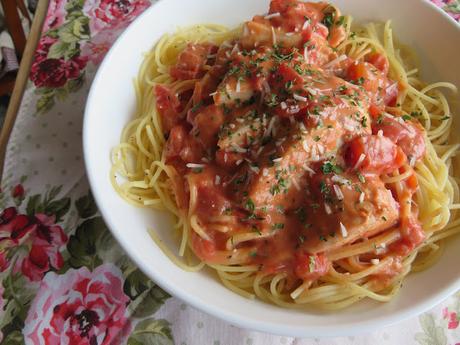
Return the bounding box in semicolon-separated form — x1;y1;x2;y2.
301;174;399;253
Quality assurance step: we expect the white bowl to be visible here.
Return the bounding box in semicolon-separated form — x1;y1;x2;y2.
84;0;460;337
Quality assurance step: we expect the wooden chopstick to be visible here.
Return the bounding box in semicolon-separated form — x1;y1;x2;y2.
0;0;49;179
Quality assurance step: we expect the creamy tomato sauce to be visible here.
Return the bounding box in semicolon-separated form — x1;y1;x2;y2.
157;0;426;286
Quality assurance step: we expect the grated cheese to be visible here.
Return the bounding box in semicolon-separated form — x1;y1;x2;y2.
333;185;344;200
371;258;380;265
353;153;366;170
186;163;205;169
293;94;308;102
325;203;332;214
215;175;221;185
340;222;348;238
359;192;365;203
264;12;281;19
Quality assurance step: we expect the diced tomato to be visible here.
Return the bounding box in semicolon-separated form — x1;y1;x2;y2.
366;52;389;75
170;43;215;80
155;84;182;133
345;135;404;175
274;63;303;87
164;125;203;164
215;150;244;170
406;173;418;190
192;105;224;147
346;61;386;96
389;217;425;256
373;115;426;161
369;103;383;119
269;0;326;32
294;252;330;280
191;231;216;261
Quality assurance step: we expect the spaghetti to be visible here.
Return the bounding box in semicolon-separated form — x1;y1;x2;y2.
111;0;460;310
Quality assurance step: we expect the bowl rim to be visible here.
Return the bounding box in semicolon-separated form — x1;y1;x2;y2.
83;0;460;337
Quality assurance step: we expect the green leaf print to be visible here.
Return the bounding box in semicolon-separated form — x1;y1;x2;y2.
125;269;170;318
1;330;24;345
127;319;174;345
67;217;108;269
25;186;70;222
415;313;447;345
75;190;98;219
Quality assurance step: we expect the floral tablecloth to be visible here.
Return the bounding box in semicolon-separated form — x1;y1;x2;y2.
1;0;460;344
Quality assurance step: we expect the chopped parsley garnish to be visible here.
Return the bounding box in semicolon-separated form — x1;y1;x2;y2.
309;255;316;272
313;136;321;142
298;235;305;244
441;116;451;121
267;93;279;107
272;50;295;62
382;216;387;221
357;172;366;183
361;116;368;127
322;13;334;29
338;85;347;92
319;235;327;242
249;251;257;257
321;161;343;174
402;114;411;121
376;114;384;124
245;198;255;212
356;77;365;85
228;65;240;75
295;207;307;222
271;223;285;231
319;181;330;194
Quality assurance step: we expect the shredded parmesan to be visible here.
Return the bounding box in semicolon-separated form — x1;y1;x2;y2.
231;144;247;153
409;156;416;167
271;26;277;45
215;175;221;185
371;259;380;265
272;157;282;163
303;165;315;174
303;47;309;62
340;222;348;238
344;123;355;131
353;154;366;170
186;163;205;169
262;168;269;177
302;140;309;152
207;54;217;59
359;192;365;203
333;185;344;200
377;129;383;137
306;87;317;96
292;178;300;191
323;54;347;69
249;165;260;174
331;175;350;185
264;12;281;19
236;80;241;93
236;159;243;166
302;19;310;30
209;91;217;97
280;101;287;110
325;203;332;214
293;94;308;102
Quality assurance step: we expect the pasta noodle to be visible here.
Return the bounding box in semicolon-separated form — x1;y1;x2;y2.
111;2;459;310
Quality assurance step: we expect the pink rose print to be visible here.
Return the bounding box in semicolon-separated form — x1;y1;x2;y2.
431;0;460;21
30;36;87;88
0;207;68;281
12;184;25;198
443;307;459;329
42;0;67;32
0;283;4;343
24;264;132;345
81;28;120;65
83;0;150;34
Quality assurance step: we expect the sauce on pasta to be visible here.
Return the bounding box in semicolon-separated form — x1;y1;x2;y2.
112;0;460;309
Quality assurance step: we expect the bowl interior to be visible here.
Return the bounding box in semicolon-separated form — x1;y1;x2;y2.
84;0;460;337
